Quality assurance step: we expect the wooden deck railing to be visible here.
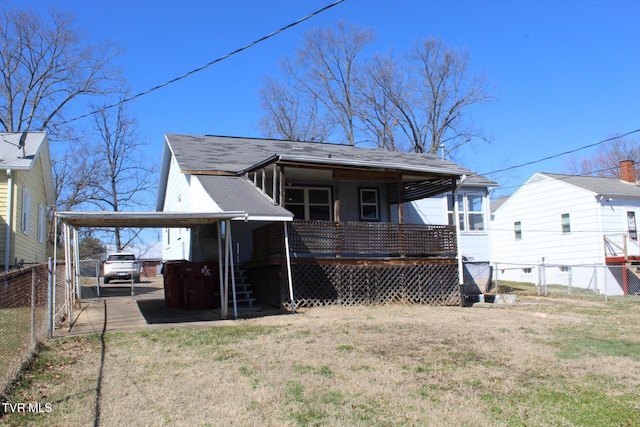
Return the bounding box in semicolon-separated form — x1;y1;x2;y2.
253;220;457;259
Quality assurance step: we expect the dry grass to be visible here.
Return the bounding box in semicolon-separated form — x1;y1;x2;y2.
3;294;640;426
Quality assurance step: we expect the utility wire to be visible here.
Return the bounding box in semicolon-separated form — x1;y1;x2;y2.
478;128;640;177
61;0;345;125
490;165;622;193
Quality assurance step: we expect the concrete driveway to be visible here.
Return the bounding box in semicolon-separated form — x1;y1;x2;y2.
55;277;240;337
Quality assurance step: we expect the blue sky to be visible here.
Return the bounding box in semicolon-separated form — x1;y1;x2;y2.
13;0;640;198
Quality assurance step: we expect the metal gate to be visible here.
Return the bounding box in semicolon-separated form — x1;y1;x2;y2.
78;259;101;301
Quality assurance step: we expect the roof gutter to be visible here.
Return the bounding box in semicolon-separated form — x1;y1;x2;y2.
5;169;12;272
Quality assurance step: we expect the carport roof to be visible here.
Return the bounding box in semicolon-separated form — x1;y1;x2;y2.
56;211;250;228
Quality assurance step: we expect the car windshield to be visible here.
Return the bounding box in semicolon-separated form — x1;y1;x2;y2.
108;254;135;261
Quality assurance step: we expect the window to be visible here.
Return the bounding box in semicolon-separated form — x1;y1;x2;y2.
628;211;637;240
359;188;379;221
447;194;464;230
37;205;46;243
561;213;571;233
447;193;485;231
284;187;332;221
21;188;31;235
467;194;484;230
514;221;522;240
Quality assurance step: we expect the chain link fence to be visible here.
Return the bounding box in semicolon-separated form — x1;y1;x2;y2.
78;259;101;301
493;261;639;299
0;261;66;399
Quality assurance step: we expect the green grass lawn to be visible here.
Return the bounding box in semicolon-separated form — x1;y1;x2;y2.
2;296;640;426
0;307;34;395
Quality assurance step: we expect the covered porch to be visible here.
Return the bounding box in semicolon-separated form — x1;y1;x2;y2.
239;157;466;307
247;220;461;307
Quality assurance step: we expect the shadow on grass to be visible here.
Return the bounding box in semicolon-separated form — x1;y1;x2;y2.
93;302;107;427
137;298;289;324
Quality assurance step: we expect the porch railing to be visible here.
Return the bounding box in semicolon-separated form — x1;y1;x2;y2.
253;220;457;259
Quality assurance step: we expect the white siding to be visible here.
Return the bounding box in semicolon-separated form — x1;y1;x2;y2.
191;177;222;212
491;174;607;290
600;199;640;257
162;155;192;261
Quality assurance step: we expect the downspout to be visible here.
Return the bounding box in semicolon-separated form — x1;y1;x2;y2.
595;195;606;296
5;169;13;273
453;174;467;307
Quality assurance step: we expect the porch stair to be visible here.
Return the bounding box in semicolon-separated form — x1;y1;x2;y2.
217;264;258;309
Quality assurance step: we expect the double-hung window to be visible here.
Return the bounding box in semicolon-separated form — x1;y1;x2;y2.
628;211;637;240
561;213;571;234
359;188;379;221
514;221;522;240
447;193;485;231
285;187;332;221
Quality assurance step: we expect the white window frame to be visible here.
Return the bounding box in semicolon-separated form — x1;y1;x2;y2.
359;188;380;221
561;213;571;234
21;187;32;235
37;204;46;243
284;186;332;221
447;192;486;232
627;211;637;240
514;221;522;240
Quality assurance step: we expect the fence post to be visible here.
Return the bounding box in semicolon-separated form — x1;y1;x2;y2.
31;268;36;347
96;260;100;299
48;258;53;338
567;266;572;295
602;264;608;302
542;258;547;295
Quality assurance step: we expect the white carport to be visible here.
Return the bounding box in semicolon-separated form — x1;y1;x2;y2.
55;211;295;323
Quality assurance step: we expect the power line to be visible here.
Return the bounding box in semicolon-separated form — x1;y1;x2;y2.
478;128;640;177
61;0;345;125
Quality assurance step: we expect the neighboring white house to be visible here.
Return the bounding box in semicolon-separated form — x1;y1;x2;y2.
491;160;640;295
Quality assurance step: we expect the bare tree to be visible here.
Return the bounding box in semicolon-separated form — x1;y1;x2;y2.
399;38;493;154
258;76;332;141
565;136;640;179
87;96;156;250
356;53;404;151
260;25;493;157
260;21;375;145
0;5;121;134
1;5;123;256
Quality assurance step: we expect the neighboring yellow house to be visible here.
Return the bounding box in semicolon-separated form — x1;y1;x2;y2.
0;132;55;272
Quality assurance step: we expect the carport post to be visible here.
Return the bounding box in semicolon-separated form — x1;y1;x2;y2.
63;223;74;323
73;226;81;306
223;221;230;318
227;220;238;319
217;222;225;317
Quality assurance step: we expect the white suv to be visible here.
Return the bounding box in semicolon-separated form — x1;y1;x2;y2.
103;252;140;284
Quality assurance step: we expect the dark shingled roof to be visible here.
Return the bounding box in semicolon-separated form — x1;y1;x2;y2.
165;133;497;185
541;173;640;198
195;175;293;220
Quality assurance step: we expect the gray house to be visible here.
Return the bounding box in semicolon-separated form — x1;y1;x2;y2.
156;134;495;309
